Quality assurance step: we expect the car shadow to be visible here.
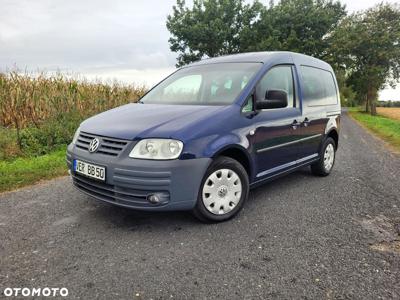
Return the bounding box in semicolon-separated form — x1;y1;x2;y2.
87;167;314;228
89;201;198;229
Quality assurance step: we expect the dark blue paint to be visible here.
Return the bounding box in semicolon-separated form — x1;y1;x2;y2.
72;52;340;211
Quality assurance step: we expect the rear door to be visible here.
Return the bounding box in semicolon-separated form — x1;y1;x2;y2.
298;66;339;160
252;65;303;179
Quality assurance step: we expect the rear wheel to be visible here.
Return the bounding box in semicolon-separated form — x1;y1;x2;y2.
193;156;249;222
311;137;336;176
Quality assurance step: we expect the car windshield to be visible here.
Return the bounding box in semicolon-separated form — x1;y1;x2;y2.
141;62;262;105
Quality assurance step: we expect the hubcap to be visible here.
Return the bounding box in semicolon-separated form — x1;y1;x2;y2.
202;169;242;215
324;143;335;171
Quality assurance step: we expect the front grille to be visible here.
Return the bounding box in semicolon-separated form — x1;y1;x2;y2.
76;132;128;156
72;174;169;207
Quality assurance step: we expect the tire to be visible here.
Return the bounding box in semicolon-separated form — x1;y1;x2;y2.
193;156;249;223
311;137;336;176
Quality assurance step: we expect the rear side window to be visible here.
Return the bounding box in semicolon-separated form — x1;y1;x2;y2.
301;66;338;106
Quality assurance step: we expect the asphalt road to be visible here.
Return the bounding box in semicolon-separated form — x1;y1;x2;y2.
1;113;400;300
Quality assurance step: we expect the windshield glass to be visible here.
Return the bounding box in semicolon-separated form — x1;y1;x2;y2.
141;63;262;105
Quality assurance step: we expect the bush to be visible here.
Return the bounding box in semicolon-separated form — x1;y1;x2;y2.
18;112;83;157
1;112;84;159
0;128;21;160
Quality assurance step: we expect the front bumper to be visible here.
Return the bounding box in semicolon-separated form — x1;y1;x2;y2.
66;143;211;211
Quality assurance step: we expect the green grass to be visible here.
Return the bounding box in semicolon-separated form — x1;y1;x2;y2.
346;106;360;112
349;109;400;152
0;147;68;193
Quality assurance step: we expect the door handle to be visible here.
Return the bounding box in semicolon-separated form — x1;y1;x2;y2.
303;117;310;127
291;120;301;130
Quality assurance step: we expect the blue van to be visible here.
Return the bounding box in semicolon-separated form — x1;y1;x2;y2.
67;52;340;222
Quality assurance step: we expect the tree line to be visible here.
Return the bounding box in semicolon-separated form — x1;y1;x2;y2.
166;0;400;115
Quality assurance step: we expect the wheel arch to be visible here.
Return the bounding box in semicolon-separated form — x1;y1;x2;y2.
324;116;339;150
326;128;339;149
212;145;253;180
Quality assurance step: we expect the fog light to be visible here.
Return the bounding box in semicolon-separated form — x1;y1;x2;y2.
147;194;160;204
146;192;170;205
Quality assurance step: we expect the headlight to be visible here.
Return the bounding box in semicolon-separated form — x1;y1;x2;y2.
129;139;183;160
72;127;80;144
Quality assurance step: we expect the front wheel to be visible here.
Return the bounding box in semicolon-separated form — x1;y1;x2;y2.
311;137;336;176
193;156;249;222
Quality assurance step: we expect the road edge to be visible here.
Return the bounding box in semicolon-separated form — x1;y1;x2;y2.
0;175;70;197
346;111;400;156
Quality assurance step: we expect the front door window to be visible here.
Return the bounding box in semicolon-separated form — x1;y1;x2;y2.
256;65;295;108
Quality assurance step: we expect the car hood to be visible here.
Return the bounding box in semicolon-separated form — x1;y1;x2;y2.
80;103;225;140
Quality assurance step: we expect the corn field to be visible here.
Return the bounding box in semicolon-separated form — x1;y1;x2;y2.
0;71;147;129
0;71;147;159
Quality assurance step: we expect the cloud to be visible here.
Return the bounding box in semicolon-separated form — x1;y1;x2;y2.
83;67;175;87
379;87;400;101
0;0;177;71
0;0;398;98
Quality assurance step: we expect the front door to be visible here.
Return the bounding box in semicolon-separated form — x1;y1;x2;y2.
252;65;303;179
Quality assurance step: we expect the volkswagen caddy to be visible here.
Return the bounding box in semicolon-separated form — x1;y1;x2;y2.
67;52;341;222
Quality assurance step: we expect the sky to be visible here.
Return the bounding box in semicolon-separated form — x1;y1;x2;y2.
0;0;399;100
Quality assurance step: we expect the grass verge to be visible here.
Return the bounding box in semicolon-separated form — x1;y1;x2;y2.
348;110;400;152
0;147;68;193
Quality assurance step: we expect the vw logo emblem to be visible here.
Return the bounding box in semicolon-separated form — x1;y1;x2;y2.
88;138;100;153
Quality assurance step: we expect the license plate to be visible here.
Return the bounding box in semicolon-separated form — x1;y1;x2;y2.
74;159;105;181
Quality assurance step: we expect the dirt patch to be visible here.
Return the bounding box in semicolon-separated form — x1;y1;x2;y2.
377;107;400;121
359;214;400;254
370;241;400;254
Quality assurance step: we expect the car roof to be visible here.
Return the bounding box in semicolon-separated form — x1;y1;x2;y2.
188;51;332;71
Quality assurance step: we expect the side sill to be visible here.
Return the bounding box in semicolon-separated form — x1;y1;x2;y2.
249;158;319;189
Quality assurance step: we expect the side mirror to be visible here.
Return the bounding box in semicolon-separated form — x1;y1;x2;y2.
255;89;288;110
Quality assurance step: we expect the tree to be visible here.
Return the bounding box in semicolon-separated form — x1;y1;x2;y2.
250;0;346;61
166;0;346;66
166;0;264;67
331;4;400;114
